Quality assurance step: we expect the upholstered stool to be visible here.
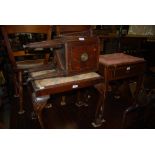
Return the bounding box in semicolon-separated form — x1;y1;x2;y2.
29;72;103;128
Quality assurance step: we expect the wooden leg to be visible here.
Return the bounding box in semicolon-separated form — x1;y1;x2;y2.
92;82;108;127
44;53;50;64
92;93;106;127
33;103;47;128
60;95;66;106
75;91;88;107
13;72;19;98
18;71;25;114
133;75;144;104
33;94;50;128
75;91;83;107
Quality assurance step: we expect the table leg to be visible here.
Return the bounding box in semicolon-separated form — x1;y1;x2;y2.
92;67;109;127
133;75;144;104
92;82;108;127
91;95;106;127
13;72;19;98
32;94;50;128
75;91;88;107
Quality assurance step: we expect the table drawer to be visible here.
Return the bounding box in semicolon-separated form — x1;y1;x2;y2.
108;63;145;80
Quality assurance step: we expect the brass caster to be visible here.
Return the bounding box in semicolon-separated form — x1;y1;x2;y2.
75;101;88;107
14;94;19;98
60;101;66;106
18;110;25;115
91;118;106;128
31;111;37;120
45;103;52;109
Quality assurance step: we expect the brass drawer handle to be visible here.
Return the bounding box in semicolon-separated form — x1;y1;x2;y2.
81;52;88;62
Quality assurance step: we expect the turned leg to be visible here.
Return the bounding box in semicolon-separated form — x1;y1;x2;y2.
13;72;19;98
32;94;50;128
60;95;66;106
18;71;25;114
75;91;83;107
75;90;88;107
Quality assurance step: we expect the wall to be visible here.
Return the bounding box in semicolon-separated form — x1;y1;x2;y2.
128;25;155;36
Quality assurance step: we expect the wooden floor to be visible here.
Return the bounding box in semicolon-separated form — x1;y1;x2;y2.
1;73;155;129
9;80;155;129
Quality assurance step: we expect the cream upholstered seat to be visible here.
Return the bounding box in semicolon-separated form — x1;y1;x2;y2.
34;72;101;89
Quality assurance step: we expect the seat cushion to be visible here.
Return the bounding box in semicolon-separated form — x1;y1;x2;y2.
17;59;44;69
99;53;145;66
34;72;101;89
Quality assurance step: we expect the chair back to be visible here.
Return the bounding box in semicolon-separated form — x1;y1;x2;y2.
1;25;52;69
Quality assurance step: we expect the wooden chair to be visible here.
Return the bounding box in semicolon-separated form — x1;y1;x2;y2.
121;103;146;128
1;25;52;114
54;25;92;37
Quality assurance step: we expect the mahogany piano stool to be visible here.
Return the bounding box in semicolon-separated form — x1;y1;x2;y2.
28;71;103;128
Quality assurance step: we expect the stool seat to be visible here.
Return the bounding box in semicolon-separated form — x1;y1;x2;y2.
34;72;101;89
99;53;145;66
29;71;103;128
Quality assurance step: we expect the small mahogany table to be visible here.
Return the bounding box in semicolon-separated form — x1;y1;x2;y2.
93;53;146;127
